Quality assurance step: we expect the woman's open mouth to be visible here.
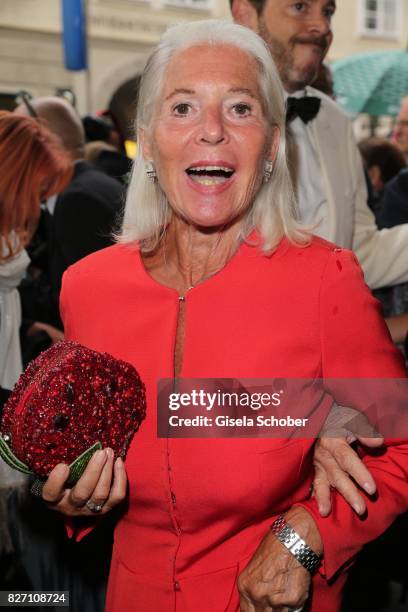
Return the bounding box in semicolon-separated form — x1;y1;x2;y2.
186;165;235;186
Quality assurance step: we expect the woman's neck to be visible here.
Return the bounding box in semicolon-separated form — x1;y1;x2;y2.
142;216;243;296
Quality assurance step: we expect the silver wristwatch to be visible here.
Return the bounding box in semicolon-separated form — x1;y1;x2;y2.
271;515;321;574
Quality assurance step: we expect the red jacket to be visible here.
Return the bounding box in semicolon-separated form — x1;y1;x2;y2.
61;236;407;612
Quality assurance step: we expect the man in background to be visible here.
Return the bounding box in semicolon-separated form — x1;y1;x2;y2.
231;0;408;290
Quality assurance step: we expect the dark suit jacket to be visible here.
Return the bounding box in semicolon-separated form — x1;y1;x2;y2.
50;161;125;318
376;169;408;229
93;150;132;185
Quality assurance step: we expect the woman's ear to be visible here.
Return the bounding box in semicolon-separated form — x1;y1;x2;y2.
138;128;153;161
268;126;281;164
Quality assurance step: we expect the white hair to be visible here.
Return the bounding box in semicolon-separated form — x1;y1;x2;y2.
119;20;309;252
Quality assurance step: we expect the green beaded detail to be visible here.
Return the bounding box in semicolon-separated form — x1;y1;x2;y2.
66;441;103;486
0;433;102;486
0;434;33;475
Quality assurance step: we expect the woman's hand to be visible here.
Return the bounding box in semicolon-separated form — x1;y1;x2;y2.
313;405;383;517
238;507;322;612
41;448;127;516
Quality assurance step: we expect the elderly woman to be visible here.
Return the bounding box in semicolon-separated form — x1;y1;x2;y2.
40;21;407;612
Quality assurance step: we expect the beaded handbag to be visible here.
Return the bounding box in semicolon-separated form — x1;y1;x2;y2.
0;341;146;487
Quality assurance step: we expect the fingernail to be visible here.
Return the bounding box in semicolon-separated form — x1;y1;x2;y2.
115;457;123;467
56;463;69;475
363;482;375;494
95;450;106;461
318;505;329;517
353;503;363;514
106;448;114;459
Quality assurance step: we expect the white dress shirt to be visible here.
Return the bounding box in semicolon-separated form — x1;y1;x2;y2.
287;90;329;239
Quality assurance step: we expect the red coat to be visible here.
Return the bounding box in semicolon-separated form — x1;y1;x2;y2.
61;236;408;612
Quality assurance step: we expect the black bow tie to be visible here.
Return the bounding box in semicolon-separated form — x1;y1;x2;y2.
286;96;321;124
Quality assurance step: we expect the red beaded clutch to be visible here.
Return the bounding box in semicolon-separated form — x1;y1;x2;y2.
0;341;146;485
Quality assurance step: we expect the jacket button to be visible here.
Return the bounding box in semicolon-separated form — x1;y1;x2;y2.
174;581;181;591
171;492;176;504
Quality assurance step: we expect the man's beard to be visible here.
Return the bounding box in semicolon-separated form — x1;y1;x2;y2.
259;20;327;92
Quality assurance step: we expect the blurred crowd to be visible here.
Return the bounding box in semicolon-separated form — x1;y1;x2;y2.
1;97;132;378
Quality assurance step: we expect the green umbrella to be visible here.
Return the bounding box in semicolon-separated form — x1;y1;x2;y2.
332;50;408;116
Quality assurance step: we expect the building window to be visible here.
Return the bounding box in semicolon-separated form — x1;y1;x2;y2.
359;0;401;38
164;0;214;9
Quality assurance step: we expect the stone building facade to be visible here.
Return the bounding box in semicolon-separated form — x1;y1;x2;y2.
0;0;406;136
0;0;229;125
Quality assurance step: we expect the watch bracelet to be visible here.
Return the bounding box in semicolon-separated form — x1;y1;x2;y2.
271;515;321;574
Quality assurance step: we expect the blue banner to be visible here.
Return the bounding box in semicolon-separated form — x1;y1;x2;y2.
61;0;87;71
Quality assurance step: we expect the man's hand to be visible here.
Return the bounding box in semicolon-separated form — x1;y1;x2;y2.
313;406;384;517
238;507;321;611
41;448;127;516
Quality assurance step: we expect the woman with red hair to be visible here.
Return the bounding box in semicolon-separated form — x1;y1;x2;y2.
0;110;72;391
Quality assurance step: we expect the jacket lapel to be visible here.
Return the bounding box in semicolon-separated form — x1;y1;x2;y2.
304;87;338;243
